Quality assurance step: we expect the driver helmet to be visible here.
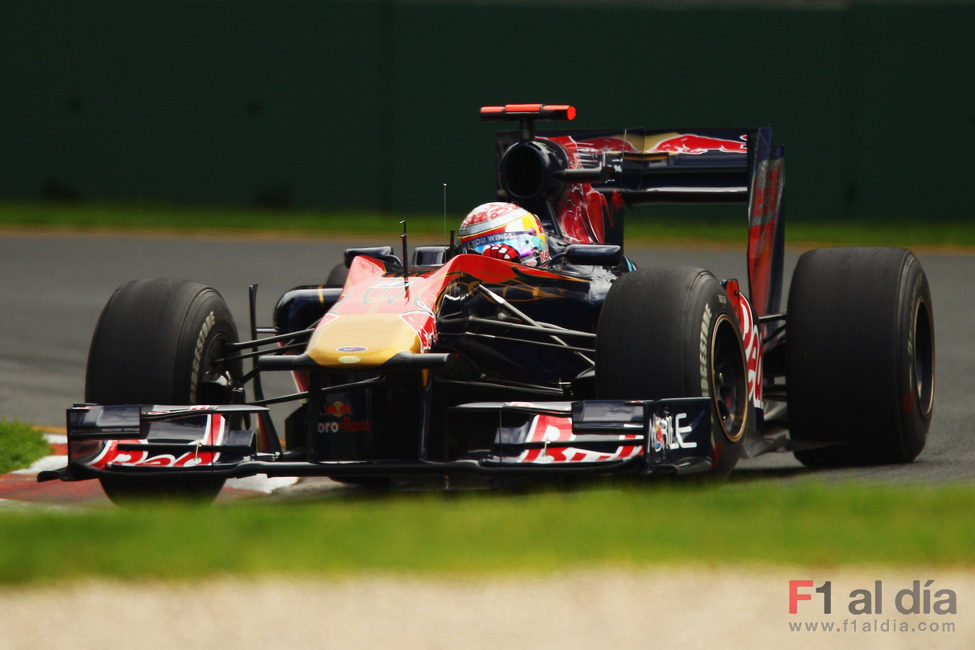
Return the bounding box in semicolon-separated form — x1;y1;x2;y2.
458;202;549;266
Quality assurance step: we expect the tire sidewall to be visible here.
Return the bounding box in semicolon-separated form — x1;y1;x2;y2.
173;288;240;404
690;277;749;476
892;255;934;460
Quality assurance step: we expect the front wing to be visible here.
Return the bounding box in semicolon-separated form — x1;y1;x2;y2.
39;398;715;484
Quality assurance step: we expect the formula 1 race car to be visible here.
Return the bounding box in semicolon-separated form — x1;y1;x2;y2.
39;104;935;502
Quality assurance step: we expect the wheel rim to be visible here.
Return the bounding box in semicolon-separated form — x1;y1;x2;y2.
195;329;239;404
710;314;748;442
913;297;935;418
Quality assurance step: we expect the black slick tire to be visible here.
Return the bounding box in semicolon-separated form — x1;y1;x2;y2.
786;247;934;466
596;267;749;478
326;262;348;287
85;278;242;502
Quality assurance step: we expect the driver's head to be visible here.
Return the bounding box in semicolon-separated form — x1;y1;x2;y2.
458;202;549;266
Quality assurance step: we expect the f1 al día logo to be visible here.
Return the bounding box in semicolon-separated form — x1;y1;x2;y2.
788;579;958;635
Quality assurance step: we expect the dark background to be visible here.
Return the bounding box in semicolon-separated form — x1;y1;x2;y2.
3;0;974;222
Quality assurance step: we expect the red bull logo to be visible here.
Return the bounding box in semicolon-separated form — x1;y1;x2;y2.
652;133;748;155
324;400;352;418
319;399;371;434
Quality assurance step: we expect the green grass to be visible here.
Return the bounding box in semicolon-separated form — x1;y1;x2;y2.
0;420;51;474
1;481;973;584
1;201;972;248
0;201;445;238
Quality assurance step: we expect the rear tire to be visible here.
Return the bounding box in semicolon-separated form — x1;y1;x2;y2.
786;247;934;466
596;267;749;478
86;278;242;502
326;262;348;287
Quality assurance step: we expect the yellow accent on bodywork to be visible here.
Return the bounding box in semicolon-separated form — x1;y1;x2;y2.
306;313;422;367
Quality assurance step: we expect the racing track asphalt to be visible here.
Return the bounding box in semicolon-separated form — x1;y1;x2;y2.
1;230;972;490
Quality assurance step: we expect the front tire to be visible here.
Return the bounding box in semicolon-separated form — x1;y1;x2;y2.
786;247;934;466
596;267;749;478
86;278;242;502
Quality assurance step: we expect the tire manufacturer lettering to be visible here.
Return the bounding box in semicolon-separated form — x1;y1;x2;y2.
699;303;712;396
190;311;216;402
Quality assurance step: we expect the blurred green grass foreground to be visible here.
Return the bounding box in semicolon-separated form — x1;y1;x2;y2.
1;481;974;583
1;201;972;249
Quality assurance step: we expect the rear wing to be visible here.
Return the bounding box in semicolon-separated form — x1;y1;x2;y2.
571;126;785;316
496;127;757;204
483;105;786;317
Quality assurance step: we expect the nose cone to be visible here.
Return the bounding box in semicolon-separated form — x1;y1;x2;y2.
306;313;424;367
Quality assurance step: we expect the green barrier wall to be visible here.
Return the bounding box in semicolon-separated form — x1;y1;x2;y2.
2;1;973;221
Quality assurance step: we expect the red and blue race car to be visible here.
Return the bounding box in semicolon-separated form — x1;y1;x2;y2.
40;104;935;502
